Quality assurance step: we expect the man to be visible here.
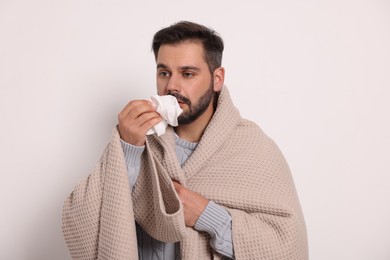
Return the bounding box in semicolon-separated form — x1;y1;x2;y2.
63;21;308;260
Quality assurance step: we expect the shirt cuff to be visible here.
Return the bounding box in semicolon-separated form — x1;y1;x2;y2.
194;201;232;236
120;139;145;167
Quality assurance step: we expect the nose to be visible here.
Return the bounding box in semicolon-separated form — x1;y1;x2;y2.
166;74;181;93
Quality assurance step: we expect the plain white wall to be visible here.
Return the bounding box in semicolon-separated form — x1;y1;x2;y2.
1;0;389;259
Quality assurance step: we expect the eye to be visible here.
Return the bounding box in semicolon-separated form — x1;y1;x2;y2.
182;72;194;78
159;71;170;77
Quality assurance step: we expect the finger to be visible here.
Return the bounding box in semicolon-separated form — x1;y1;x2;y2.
172;181;181;191
139;116;164;135
129;103;157;120
135;111;161;125
133;111;162;127
118;110;157;132
119;100;155;120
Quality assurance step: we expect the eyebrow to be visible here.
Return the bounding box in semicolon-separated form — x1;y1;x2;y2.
157;63;168;69
157;63;201;71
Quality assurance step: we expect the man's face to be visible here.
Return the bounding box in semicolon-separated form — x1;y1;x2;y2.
156;41;215;125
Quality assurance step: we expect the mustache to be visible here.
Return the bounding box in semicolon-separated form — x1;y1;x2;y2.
167;91;191;106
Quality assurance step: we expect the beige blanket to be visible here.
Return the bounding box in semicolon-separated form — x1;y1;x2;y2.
62;87;308;259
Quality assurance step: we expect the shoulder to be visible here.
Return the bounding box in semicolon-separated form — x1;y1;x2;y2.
234;118;267;141
231;118;284;157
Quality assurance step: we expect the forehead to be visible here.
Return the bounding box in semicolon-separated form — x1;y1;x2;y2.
156;40;207;67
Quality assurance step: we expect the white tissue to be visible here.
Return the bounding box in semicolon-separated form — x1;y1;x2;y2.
146;95;183;136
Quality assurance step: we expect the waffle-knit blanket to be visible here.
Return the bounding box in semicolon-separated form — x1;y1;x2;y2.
62;87;308;259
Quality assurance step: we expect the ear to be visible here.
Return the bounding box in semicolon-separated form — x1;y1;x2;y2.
213;67;225;92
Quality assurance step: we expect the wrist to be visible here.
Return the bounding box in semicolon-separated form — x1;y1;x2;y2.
194;201;232;236
120;139;145;166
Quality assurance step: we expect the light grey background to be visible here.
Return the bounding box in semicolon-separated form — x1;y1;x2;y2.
1;0;389;259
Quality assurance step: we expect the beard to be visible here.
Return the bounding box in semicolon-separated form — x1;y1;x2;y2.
168;81;215;125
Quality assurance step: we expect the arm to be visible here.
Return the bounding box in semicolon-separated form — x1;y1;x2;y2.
120;139;144;188
62;129;139;259
173;182;234;259
172;137;308;259
220;134;308;260
173;179;307;260
62;152;106;259
117;99;162;188
195;201;234;259
62;99;162;258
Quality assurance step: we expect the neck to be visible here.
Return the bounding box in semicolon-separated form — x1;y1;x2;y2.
175;102;214;142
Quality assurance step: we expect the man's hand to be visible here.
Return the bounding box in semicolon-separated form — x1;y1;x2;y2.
173;181;209;227
118;100;162;146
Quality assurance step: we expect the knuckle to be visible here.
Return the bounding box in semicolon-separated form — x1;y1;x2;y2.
143;99;152;105
132;105;142;115
149;118;161;128
176;185;184;195
118;112;124;121
146;118;157;127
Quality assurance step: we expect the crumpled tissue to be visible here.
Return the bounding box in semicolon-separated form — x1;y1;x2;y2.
146;95;183;136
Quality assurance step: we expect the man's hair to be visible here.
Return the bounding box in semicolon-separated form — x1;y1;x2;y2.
152;21;224;73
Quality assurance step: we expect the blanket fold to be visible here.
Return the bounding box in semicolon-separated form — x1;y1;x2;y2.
132;137;187;243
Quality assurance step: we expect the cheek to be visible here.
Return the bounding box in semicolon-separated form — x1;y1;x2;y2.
190;79;209;97
156;79;167;94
